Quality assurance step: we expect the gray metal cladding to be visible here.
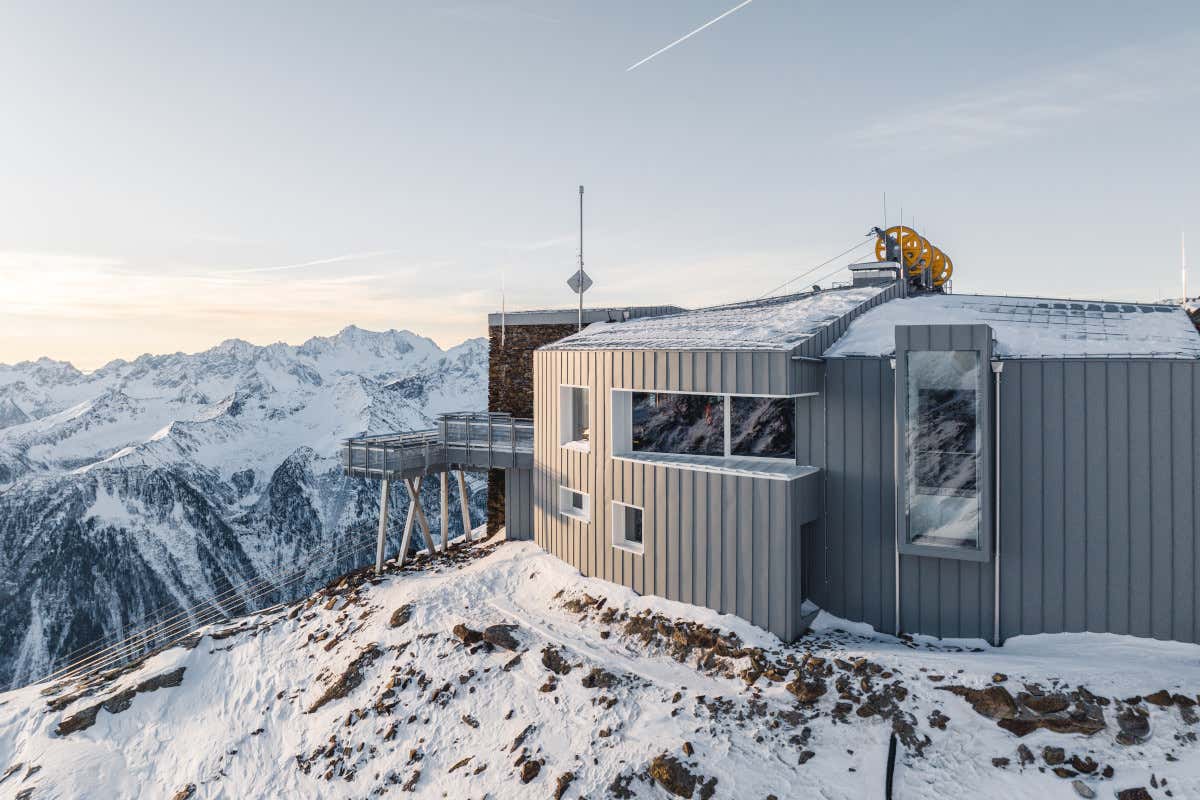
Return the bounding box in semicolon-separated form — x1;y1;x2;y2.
815;353;1200;644
997;359;1200;644
533;348;815;642
504;467;534;540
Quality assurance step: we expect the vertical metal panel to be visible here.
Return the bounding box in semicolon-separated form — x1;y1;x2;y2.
1149;362;1174;641
995;359;1200;644
1042;362;1066;633
1128;362;1152;637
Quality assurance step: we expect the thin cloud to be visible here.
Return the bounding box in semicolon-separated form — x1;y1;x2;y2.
853;34;1198;152
627;0;754;72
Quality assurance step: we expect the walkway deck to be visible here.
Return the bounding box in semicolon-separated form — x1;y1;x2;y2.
341;412;533;480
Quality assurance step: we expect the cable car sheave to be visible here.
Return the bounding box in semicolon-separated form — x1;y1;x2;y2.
872;225;953;288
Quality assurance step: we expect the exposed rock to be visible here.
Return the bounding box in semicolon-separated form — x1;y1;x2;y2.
1053;766;1078;779
171;785;197;800
1116;707;1151;745
1116;789;1152;800
648;754;698;798
541;646;572;676
308;646;380;713
998;718;1040;737
991;757;1010;767
1069;755;1098;774
519;759;542;783
1071;780;1096;798
786;677;827;705
928;709;949;730
57;667;188;736
1020;692;1070;715
452;624;483;645
482;624;520;651
939;685;1018;720
581;667;619;690
1143;690;1173;707
1043;746;1066;766
992;673;1008;683
1017;744;1035;766
510;724;535;753
554;771;575;799
388;604;414;628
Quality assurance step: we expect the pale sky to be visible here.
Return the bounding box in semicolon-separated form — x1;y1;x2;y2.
1;1;1197;369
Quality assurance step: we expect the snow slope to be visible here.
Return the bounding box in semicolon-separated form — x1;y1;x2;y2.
0;328;489;689
1;539;1197;800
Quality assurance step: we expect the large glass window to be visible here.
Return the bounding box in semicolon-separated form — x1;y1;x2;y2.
905;351;981;550
631;392;724;456
730;397;796;459
559;386;590;448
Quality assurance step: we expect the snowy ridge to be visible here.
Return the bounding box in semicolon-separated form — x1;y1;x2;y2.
1;540;1197;799
0;327;489;689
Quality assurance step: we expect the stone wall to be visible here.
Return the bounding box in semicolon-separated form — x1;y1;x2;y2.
486;322;580;534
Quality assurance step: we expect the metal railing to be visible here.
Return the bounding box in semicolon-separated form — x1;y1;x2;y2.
341;412;533;477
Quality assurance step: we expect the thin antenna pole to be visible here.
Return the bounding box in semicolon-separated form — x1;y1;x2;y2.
1183;231;1188;301
578;185;584;331
500;272;506;347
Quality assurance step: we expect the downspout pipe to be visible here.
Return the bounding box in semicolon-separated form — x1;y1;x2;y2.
991;361;1004;646
890;357;900;636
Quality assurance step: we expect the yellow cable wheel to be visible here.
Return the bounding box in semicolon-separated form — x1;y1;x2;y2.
874;225;918;262
928;248;946;280
901;235;932;275
933;253;954;287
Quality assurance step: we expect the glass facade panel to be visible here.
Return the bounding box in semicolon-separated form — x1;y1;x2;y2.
571;388;589;443
905;351;982;550
631;392;724;456
730;396;796;459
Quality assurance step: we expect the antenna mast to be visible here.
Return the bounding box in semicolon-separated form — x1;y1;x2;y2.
1184;231;1189;301
578;185;584;330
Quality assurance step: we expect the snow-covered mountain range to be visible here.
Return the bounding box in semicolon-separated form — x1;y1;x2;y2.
0;327;488;689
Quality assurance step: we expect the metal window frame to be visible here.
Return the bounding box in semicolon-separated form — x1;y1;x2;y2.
894;324;995;563
557;485;591;523
558;384;591;451
611;500;645;554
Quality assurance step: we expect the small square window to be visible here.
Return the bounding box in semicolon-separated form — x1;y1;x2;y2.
558;486;590;522
612;501;644;553
559;386;590;449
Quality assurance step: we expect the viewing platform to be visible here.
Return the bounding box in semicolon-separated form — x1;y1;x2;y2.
341;412;533;480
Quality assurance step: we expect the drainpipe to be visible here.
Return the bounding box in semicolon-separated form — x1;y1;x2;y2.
890;357;900;636
991;361;1004;646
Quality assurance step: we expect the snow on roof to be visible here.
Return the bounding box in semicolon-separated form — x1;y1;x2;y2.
825;293;1200;359
546;286;888;351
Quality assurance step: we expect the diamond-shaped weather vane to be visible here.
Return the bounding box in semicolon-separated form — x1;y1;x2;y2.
567;268;592;295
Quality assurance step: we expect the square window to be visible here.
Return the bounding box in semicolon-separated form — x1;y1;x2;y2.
559;386;590;449
558;486;590;522
612;501;644;553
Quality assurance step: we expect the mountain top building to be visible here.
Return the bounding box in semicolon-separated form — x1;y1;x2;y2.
348;250;1200;648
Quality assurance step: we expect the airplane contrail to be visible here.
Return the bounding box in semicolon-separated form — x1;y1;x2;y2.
215;249;407;275
626;0;755;72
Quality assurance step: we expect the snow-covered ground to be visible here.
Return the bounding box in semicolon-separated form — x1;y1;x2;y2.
2;538;1196;799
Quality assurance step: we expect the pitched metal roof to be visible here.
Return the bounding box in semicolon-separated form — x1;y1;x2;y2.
825;293;1200;359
